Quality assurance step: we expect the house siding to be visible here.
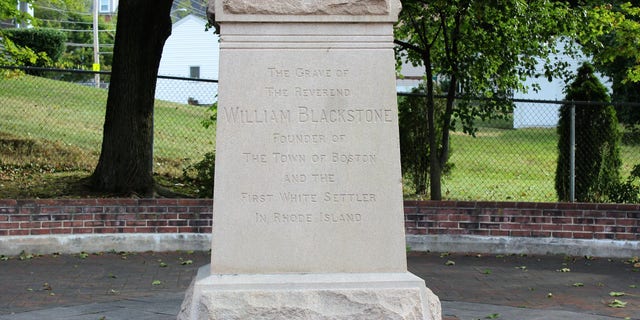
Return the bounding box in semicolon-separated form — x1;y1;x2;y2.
156;15;219;105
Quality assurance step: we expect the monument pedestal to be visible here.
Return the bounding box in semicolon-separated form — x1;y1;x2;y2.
179;265;440;320
179;1;441;318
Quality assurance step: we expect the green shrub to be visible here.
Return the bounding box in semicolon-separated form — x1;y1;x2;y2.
555;63;622;202
182;152;215;198
398;85;452;196
607;164;640;203
3;28;66;64
0;37;51;75
622;124;640;146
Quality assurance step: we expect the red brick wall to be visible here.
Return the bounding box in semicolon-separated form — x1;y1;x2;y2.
404;201;640;241
1;199;638;240
0;199;212;236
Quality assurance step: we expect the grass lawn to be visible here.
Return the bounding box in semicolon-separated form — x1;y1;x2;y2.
0;74;214;176
439;125;640;202
0;74;214;197
1;74;638;200
444;127;558;201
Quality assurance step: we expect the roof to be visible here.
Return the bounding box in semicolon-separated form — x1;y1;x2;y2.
172;14;208;29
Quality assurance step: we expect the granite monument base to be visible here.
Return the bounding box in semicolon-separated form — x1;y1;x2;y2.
178;265;441;320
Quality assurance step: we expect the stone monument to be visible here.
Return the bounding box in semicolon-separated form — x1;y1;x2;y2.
178;0;441;319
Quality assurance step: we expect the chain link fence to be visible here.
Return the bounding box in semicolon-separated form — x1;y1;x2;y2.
398;94;640;202
0;66;216;180
1;66;639;202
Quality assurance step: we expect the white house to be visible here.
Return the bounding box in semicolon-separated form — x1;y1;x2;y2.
98;0;118;15
156;14;219;105
513;41;611;128
396;42;611;129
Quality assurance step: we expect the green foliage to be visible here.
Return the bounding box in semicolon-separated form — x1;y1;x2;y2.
398;86;451;195
0;37;52;73
2;28;66;64
182;152;215;198
394;0;578;199
0;0;33;25
556;63;622;202
581;2;640;84
580;2;640;126
607;164;640;203
32;0;116;70
201;101;217;130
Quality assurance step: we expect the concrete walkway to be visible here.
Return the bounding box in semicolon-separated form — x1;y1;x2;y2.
0;251;638;319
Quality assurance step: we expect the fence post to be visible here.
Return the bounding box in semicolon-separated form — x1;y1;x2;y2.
92;0;100;88
570;101;576;202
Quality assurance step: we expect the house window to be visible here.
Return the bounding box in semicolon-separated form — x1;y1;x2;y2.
190;66;200;79
99;0;110;13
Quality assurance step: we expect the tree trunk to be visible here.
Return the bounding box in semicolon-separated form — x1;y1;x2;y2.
90;0;173;196
423;52;443;200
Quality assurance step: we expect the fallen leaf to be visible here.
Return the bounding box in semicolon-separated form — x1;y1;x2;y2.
152;280;162;286
609;291;626;297
608;299;627;308
573;283;584;287
445;260;455;266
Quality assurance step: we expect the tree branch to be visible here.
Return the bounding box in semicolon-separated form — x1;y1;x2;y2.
394;39;424;55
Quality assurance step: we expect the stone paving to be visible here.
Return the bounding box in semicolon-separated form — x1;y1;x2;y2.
409;252;640;319
0;250;638;319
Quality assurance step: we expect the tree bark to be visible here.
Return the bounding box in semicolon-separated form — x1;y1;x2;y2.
90;0;173;196
422;51;443;201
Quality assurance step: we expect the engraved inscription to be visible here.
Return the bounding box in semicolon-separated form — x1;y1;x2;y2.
219;107;394;124
311;173;335;183
331;153;375;164
235;62;391;226
254;212;364;224
279;192;318;203
283;173;336;183
323;192;376;202
265;87;289;97
273;152;306;163
242;152;268;163
268;67;350;78
265;87;351;98
241;152;375;165
242;193;274;202
322;213;362;223
272;133;327;144
268;67;290;77
221;107;291;124
297;106;393;123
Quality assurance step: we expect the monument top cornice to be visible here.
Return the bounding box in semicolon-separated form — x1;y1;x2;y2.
209;0;401;23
